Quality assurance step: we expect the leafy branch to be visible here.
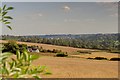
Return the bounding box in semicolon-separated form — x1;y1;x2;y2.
0;5;14;30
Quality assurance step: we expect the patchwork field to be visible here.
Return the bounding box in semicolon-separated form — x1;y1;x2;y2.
0;40;119;78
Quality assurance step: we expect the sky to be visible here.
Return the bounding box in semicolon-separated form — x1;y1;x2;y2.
1;0;119;35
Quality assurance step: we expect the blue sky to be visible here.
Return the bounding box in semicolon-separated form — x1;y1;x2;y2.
2;1;118;35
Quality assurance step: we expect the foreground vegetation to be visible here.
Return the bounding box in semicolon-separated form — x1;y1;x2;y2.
0;41;51;79
0;4;51;79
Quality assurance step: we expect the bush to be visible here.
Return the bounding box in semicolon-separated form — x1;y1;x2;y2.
94;57;108;60
56;52;68;57
2;41;28;54
2;40;19;53
52;49;62;53
87;57;94;59
40;49;47;53
110;58;120;61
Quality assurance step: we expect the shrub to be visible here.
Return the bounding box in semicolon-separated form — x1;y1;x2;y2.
56;52;68;57
87;57;94;59
41;49;47;53
2;41;28;54
94;57;108;60
2;40;19;53
110;58;120;61
47;49;52;53
52;49;62;53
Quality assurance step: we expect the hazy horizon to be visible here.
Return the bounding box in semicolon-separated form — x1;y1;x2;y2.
2;2;118;36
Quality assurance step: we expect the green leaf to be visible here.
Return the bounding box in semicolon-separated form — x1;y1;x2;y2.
37;66;46;73
7;7;14;10
11;58;17;66
4;16;13;19
3;5;6;10
16;50;20;60
1;52;12;57
7;25;12;30
1;57;8;61
3;20;8;22
33;75;41;80
30;55;39;61
45;71;52;75
10;61;15;69
0;8;1;13
13;72;19;78
2;12;8;16
23;50;29;61
12;68;21;72
5;22;11;24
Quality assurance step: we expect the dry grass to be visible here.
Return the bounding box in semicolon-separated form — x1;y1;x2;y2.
0;40;119;78
71;52;120;59
33;56;118;78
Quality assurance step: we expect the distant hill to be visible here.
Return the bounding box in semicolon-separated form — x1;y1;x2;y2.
1;33;120;53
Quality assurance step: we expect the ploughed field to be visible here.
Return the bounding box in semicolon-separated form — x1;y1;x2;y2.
0;40;119;78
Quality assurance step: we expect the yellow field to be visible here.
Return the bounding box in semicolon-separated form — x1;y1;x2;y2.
0;40;119;78
33;56;118;78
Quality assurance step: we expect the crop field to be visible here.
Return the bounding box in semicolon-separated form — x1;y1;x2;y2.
32;56;118;78
0;40;119;78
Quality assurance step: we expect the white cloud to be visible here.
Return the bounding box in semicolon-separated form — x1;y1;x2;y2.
38;13;43;17
64;19;80;22
63;5;71;11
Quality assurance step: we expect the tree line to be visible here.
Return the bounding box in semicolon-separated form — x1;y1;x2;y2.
1;33;120;53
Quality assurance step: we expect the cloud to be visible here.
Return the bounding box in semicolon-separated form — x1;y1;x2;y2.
38;13;43;17
85;19;96;22
63;5;71;11
64;19;79;22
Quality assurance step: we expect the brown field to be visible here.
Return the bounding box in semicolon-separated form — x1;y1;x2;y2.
0;40;119;78
32;56;119;78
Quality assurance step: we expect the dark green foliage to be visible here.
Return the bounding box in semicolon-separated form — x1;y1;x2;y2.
2;40;27;54
109;50;120;54
87;57;94;59
2;40;19;53
94;57;108;60
40;49;47;53
87;57;108;60
110;58;120;61
38;47;62;53
52;49;62;53
1;43;51;78
40;49;62;53
1;33;120;53
56;52;68;57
